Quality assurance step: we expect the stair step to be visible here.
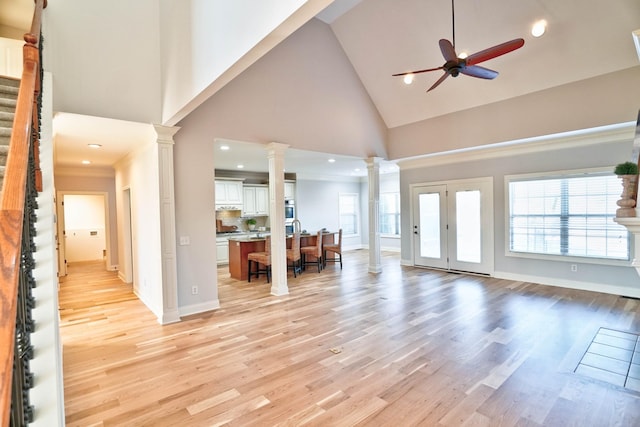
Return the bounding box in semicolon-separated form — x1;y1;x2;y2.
0;84;18;98
0;119;13;129
0;77;20;88
0;135;10;146
0;127;11;138
0;98;17;109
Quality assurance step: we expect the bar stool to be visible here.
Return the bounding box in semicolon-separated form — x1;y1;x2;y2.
323;229;343;269
247;236;271;282
301;230;323;273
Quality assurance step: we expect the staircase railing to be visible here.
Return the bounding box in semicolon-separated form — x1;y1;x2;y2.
0;0;47;425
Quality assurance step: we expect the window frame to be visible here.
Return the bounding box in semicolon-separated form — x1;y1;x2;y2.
504;167;631;266
339;192;360;237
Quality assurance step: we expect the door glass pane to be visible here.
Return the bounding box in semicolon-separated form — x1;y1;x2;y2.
456;190;481;263
419;193;440;258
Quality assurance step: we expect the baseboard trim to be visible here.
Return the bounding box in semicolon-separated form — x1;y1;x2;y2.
179;300;221;317
493;270;640;299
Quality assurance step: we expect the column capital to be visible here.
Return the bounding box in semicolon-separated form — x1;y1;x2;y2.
365;156;383;167
266;141;290;156
153;124;181;145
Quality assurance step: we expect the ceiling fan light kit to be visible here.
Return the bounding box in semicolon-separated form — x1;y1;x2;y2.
393;0;525;92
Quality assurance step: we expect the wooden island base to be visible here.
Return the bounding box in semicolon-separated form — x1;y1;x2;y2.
228;233;336;280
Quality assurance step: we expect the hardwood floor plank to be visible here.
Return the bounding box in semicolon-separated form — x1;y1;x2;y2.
60;254;640;425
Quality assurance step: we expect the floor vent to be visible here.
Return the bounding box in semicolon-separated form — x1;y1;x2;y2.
575;327;640;392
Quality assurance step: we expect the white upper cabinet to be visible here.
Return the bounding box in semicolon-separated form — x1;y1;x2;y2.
243;185;269;216
215;180;243;206
284;182;295;200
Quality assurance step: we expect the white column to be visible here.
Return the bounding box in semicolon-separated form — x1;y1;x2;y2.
366;157;382;273
153;124;181;324
267;142;290;296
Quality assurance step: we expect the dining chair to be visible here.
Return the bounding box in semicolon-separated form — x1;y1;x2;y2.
300;230;323;273
247;236;271;282
323;229;342;269
286;232;302;277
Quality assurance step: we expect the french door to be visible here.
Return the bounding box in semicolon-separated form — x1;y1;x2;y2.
412;178;494;275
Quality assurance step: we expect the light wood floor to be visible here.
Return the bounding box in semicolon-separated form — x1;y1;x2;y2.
59;251;640;426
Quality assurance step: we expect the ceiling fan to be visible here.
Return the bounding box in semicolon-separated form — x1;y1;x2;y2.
393;0;525;92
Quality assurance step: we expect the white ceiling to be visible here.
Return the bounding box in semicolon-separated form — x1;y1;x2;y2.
3;0;640;177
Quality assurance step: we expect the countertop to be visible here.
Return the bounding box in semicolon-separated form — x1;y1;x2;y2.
228;236;267;242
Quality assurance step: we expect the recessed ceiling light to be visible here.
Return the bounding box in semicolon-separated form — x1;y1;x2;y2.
403;74;414;85
81;160;91;165
328;158;336;163
354;168;360;172
532;20;547;37
220;145;230;151
87;143;102;149
236;164;244;169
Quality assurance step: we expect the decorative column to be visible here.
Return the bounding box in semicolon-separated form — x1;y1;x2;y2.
366;157;382;273
153;125;181;324
267;142;290;296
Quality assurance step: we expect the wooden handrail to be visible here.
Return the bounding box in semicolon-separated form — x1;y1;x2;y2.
0;0;47;424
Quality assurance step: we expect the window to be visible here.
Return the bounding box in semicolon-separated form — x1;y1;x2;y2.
507;171;629;261
339;193;359;236
380;192;400;235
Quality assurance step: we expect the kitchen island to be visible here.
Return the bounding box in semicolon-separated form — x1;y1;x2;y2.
227;232;337;281
228;236;267;280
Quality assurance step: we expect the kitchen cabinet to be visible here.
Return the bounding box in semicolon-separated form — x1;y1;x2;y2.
285;182;295;200
216;237;229;264
243;185;269;216
215;180;243;206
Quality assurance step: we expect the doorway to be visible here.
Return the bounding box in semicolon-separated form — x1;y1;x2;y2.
56;192;111;276
411;177;494;275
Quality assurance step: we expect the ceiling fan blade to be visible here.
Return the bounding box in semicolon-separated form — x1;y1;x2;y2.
426;72;450;92
460;65;498;80
392;66;444;77
439;39;458;62
465;38;525;66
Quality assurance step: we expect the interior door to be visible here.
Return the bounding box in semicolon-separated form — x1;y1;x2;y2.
412;179;494;275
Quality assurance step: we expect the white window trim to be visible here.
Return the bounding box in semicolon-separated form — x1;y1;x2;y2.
504;166;631;266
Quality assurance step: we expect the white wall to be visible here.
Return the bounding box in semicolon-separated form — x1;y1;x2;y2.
159;0;334;125
0;36;23;78
63;194;106;262
388;67;640;160
399;126;640;298
43;0;162;124
114;136;164;318
174;18;387;157
296;178;362;250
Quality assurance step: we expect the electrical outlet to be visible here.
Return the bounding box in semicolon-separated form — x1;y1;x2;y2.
191;286;198;295
571;264;578;272
180;236;190;246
